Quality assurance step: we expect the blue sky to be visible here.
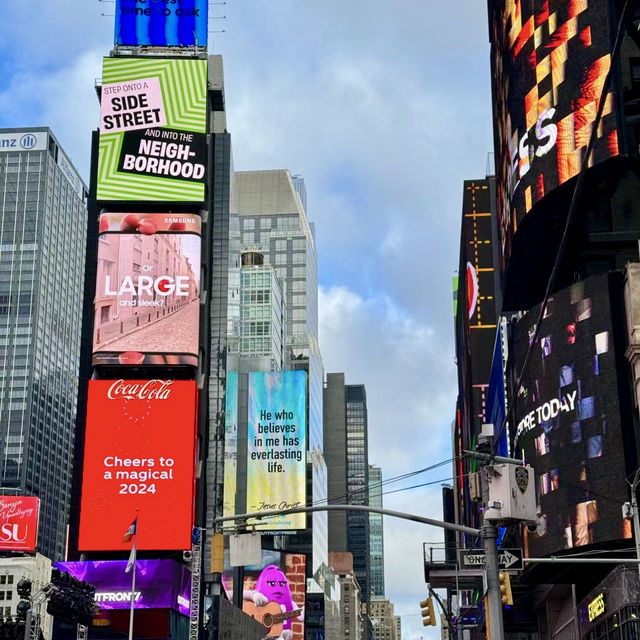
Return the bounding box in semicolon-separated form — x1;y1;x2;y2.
1;2;493;637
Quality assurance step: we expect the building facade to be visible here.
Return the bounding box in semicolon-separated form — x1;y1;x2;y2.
323;374;370;603
236;169;328;575
368;465;384;598
0;127;87;560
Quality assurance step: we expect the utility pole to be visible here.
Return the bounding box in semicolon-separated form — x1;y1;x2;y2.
477;428;505;640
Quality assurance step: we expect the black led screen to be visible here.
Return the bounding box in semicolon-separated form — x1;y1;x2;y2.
490;0;619;265
513;274;630;556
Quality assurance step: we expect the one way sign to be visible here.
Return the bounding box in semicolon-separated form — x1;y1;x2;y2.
459;548;523;571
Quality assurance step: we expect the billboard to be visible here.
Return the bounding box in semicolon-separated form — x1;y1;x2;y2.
223;371;307;531
78;379;197;551
97;57;207;203
55;560;190;614
93;212;201;367
0;496;39;552
491;0;619;263
115;0;208;48
513;274;630;556
223;551;306;640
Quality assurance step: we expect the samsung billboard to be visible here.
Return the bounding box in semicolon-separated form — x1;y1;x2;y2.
78;380;197;551
513;274;631;556
115;0;208;47
97;57;207;203
93;212;201;367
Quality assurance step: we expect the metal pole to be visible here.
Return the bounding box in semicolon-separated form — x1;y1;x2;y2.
25;609;33;640
632;470;640;578
482;521;504;640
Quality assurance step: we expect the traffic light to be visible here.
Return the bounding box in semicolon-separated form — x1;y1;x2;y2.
420;596;437;627
499;571;513;606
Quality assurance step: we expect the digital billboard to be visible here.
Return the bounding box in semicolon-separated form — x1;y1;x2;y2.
115;0;208;48
512;274;630;556
222;551;306;640
55;560;190;614
78;379;197;551
0;496;39;552
491;0;619;263
223;371;307;531
93;212;201;367
97;57;207;203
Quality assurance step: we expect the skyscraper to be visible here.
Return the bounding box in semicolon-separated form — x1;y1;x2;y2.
324;374;371;602
235;169;328;574
0;127;87;560
368;464;384;597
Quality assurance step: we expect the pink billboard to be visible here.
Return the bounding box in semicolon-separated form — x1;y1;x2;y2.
93;213;201;367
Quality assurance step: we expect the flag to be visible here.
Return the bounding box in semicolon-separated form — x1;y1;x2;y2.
125;540;137;574
123;517;137;543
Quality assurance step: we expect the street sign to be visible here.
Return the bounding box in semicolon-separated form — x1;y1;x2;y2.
459;548;523;571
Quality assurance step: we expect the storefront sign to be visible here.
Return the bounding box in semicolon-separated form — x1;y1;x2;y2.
588;593;605;622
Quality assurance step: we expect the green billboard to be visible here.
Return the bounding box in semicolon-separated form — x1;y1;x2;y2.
97;57;207;203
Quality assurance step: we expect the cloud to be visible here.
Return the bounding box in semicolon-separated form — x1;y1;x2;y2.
0;50;102;182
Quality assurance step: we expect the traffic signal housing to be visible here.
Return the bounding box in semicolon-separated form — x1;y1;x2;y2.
499;571;513;606
420;596;437;626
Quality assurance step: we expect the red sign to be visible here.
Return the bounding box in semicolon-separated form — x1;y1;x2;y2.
78;380;197;551
0;496;39;552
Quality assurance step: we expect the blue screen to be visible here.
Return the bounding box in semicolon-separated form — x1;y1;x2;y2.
115;0;208;47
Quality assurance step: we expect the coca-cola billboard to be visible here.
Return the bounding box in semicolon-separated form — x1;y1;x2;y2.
78;379;197;551
0;496;39;552
93;212;201;367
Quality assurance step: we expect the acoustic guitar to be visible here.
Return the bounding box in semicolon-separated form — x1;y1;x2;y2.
242;600;303;637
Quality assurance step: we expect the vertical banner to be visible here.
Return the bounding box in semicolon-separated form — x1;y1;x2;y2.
97;57;207;203
223;372;239;519
246;371;307;530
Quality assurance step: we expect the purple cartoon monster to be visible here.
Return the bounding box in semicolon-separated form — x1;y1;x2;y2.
243;565;303;640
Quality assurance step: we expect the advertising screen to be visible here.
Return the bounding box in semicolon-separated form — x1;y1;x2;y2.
92;212;201;367
97;57;207;203
0;496;39;552
78;380;197;551
512;274;630;556
55;560;190;614
115;0;208;47
223;371;307;531
223;551;306;640
491;0;619;262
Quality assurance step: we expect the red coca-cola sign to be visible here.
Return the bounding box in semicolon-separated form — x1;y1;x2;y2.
0;496;40;552
107;379;173;401
79;380;197;551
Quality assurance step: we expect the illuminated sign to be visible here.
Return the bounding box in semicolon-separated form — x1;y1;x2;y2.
222;552;306;640
490;0;619;263
78;380;197;551
93;213;201;367
0;132;47;153
588;593;605;622
97;57;207;203
56;560;190;615
513;274;630;556
0;496;39;552
115;0;208;47
224;371;307;530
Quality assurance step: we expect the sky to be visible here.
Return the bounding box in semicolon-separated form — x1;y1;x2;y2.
0;2;494;638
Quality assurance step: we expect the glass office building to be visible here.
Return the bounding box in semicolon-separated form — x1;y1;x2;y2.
369;464;385;597
236;169;328;574
0;127;87;560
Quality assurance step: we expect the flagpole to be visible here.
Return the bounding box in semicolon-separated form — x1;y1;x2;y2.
128;509;139;640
